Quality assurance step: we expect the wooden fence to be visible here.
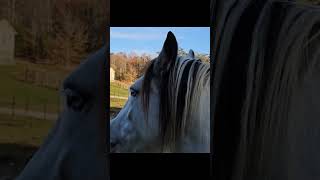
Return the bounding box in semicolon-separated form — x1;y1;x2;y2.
0;96;60;121
15;66;69;90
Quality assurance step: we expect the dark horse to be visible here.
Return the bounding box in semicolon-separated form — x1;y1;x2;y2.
16;47;108;180
212;0;320;180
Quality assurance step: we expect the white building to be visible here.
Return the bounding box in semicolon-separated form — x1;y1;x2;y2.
110;67;115;81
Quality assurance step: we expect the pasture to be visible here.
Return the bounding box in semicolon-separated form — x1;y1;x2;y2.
0;113;54;146
0;60;64;179
0;60;68;114
0;113;54;179
110;81;129;98
110;81;129;119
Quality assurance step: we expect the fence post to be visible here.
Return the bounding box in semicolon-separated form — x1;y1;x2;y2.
24;67;27;82
25;96;29;114
58;96;60;114
43;100;47;121
11;96;15;120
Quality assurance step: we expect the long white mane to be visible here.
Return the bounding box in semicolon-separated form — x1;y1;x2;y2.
173;56;210;145
146;53;210;152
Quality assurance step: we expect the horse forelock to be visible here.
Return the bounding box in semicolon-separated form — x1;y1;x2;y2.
141;55;210;151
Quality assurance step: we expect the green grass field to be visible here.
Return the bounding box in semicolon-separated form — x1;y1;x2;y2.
110;97;127;108
0;113;54;146
0;61;67;113
110;81;129;97
0;112;54;179
110;81;129;108
0;61;70;179
0;61;130;120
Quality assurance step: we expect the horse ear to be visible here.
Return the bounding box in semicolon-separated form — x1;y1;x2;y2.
154;31;178;74
188;49;195;58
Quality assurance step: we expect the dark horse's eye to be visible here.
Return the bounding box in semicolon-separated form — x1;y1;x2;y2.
63;88;86;111
130;88;138;97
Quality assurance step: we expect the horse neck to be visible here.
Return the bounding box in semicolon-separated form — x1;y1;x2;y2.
175;62;210;152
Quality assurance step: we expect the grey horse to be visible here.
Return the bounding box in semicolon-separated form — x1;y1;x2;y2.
16;47;108;180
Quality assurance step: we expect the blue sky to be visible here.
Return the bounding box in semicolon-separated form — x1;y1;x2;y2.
110;27;210;58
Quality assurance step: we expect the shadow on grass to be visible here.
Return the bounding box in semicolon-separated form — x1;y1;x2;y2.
0;143;38;179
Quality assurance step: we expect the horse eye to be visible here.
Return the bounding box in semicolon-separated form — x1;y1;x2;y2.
63;89;85;111
130;88;138;97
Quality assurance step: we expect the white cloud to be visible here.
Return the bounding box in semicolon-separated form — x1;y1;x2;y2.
110;31;163;40
111;30;185;41
130;49;158;58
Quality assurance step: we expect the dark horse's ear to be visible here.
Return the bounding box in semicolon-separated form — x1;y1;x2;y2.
154;31;178;75
188;49;195;59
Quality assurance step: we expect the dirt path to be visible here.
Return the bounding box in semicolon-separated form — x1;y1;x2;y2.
0;143;38;180
110;95;128;100
0;107;57;121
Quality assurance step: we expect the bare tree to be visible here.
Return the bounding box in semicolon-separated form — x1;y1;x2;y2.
49;5;88;67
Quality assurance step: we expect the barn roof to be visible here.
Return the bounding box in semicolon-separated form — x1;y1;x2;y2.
0;19;17;34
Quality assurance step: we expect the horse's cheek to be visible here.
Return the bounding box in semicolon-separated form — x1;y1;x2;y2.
120;120;135;141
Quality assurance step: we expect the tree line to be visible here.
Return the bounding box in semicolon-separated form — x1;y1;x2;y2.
0;0;106;67
111;48;210;83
